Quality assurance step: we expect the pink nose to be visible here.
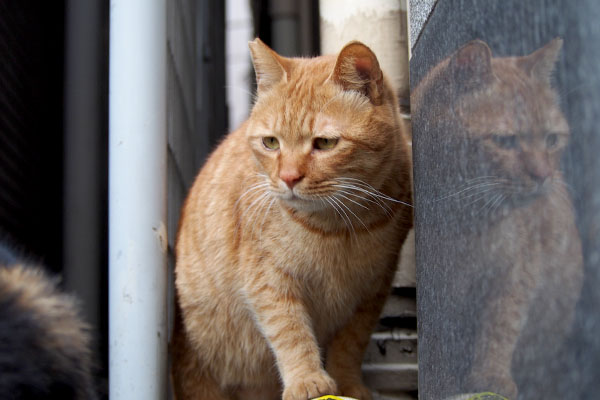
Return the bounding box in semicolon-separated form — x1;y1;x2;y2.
524;155;552;182
280;169;303;189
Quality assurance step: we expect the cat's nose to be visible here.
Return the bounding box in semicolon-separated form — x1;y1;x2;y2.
279;169;303;189
524;154;552;182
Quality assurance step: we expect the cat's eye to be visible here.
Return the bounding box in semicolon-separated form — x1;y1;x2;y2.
492;134;518;149
313;137;338;150
546;133;559;148
262;136;280;150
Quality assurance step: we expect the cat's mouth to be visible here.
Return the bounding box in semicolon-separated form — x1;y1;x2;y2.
281;190;316;204
277;188;328;211
513;177;553;199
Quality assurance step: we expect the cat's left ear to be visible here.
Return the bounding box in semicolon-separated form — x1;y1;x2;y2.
249;38;290;93
518;38;563;82
331;41;384;105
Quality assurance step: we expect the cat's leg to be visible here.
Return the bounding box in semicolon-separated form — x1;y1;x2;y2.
465;285;532;399
171;315;232;400
325;264;396;400
244;271;337;400
232;384;281;400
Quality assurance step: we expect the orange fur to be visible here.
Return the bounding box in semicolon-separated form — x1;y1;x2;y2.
172;39;412;400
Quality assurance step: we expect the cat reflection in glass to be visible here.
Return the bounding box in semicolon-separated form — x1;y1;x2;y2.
413;38;583;399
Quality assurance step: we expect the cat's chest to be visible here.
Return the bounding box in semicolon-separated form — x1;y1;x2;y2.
285;229;388;282
460;192;570;275
279;230;392;335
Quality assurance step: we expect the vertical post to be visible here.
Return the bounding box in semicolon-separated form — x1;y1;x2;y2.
109;1;168;399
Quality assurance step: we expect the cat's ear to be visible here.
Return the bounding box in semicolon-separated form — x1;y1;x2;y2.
518;38;562;82
331;41;384;105
248;38;289;93
448;40;494;91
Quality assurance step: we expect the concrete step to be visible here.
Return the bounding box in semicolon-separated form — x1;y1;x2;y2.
363;362;418;392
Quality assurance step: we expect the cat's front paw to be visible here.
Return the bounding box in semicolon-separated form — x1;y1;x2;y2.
339;382;372;400
283;371;338;400
466;371;518;399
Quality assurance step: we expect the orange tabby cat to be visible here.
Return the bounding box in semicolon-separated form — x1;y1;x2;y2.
171;39;412;400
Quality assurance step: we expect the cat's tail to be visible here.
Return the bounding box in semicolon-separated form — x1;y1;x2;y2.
0;259;97;399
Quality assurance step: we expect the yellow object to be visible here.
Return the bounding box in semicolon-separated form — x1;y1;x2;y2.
313;396;359;400
467;393;509;400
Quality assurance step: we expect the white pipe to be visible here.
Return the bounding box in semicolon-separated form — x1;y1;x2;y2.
109;1;168;399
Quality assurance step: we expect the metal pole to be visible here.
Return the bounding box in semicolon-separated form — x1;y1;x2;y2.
109;0;168;398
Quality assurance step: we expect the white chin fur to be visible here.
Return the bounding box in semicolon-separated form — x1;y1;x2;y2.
280;193;326;212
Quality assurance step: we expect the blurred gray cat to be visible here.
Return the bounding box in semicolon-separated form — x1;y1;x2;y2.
0;242;97;399
413;38;583;399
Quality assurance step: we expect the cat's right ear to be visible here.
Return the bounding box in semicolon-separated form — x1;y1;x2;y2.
249;38;289;93
331;41;384;105
448;40;494;92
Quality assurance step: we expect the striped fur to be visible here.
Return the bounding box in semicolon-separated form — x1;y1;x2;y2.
172;39;412;400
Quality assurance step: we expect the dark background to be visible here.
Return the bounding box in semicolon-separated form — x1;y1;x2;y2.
0;0;68;272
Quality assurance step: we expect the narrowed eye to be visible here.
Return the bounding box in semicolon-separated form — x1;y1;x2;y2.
492;134;519;149
545;133;559;148
262;136;280;150
313;137;338;150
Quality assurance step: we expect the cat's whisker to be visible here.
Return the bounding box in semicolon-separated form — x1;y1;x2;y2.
332;194;371;233
337;189;394;219
462;188;502;208
436;182;503;202
463;176;512;185
324;196;356;241
558;82;592;101
334;192;369;210
241;189;271;216
336;177;398;198
333;184;394;216
457;185;507;201
335;178;413;207
465;175;501;182
328;196;357;236
235;182;271;209
488;193;506;216
333;183;402;207
475;193;503;216
323;197;348;229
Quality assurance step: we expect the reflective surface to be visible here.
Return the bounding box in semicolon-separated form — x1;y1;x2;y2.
410;1;600;399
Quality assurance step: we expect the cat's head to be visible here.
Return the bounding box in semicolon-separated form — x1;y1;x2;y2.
454;39;567;192
245;39;405;214
415;38;568;205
